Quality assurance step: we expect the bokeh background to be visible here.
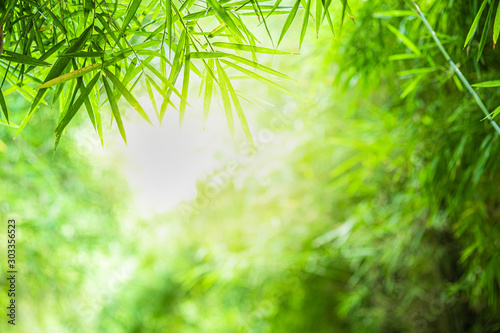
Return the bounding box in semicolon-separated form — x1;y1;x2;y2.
2;0;500;332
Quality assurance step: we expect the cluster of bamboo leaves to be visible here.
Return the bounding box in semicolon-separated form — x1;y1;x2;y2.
0;0;351;149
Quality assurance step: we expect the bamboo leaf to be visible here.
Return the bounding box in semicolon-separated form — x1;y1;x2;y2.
1;51;50;66
54;72;101;140
220;59;302;99
209;23;227;38
103;75;127;144
58;52;104;58
384;23;422;57
212;42;294;54
121;0;143;36
102;67;153;125
477;0;495;60
0;90;8;123
300;0;312;48
206;0;245;40
180;39;190;127
464;0;488;48
219;60;254;148
15;25;93;137
216;60;235;139
495;0;500;47
35;63;102;89
472;80;500;87
277;0;301;46
204;59;215;125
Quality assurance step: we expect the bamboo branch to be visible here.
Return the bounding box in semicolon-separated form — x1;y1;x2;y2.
411;0;500;135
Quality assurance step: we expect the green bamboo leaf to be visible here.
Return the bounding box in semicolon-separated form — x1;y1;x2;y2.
277;0;301;46
212;42;294;54
253;0;274;46
0;120;18;128
183;8;215;21
219;60;254;148
191;52;229;59
204;59;215;125
1;51;50;66
35;63;102;89
372;10;416;18
145;76;160;121
0;89;8;123
464;0;488;48
102;67;153;125
477;0;495;60
192;52;291;79
220;59;303;99
180;41;191;127
472;80;500;87
46;9;67;34
26;40;66;73
315;0;322;36
15;25;93;138
121;0;143;36
92;86;104;146
142;62;186;102
300;0;312;48
397;67;436;76
206;0;245;40
384;23;422;57
388;53;420;61
209;23;227;38
103;75;127;144
216;60;235;140
54;72;100;139
104;40;161;66
58;52;104;58
494;0;500;47
165;0;172;48
265;0;283;19
491;105;500;118
144;74;177;110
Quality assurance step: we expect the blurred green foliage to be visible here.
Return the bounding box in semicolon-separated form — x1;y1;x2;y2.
3;0;500;332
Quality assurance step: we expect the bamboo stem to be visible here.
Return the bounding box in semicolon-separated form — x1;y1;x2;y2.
411;0;500;135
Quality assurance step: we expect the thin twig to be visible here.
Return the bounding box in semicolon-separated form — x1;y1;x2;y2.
411;0;500;135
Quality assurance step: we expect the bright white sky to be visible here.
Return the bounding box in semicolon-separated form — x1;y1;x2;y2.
77;94;243;219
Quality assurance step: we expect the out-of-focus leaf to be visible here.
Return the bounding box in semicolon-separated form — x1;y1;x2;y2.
384;23;422;56
373;10;416;18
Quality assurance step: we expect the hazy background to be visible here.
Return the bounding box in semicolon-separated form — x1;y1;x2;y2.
2;0;500;332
